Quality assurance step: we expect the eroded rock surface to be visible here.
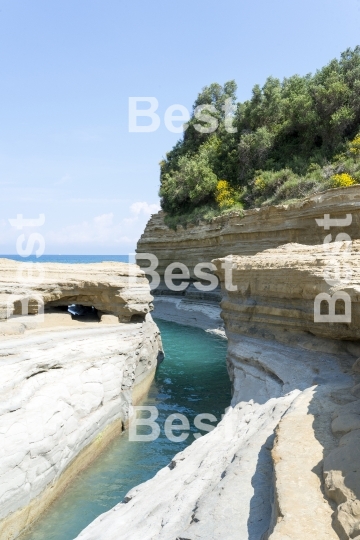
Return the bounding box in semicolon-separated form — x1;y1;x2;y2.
0;260;163;539
213;241;360;341
214;244;360;540
152;295;223;334
75;392;299;540
76;236;360;540
75;331;355;540
0;258;153;323
324;393;360;539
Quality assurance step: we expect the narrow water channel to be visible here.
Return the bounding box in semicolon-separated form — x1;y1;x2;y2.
20;319;231;540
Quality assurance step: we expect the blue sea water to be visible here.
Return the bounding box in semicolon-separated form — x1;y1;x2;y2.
1;255;130;264
18;315;230;540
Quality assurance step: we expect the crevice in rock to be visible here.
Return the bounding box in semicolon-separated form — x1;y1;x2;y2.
26;370;47;379
27;366;64;379
130;314;146;323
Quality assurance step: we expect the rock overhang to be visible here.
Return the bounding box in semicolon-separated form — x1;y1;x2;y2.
0;259;154;325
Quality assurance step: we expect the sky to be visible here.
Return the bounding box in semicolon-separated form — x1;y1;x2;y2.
1;0;360;255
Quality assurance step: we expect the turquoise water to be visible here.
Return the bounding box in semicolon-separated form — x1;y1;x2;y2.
20;319;230;540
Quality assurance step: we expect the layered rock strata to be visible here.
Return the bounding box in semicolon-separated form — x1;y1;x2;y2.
214;244;360;540
0;260;163;540
77;240;360;540
137;186;360;283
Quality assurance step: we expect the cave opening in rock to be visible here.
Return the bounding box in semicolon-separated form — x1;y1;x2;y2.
67;304;100;322
130;313;146;323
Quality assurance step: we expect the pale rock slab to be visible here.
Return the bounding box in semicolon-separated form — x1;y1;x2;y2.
152;295;224;334
75;393;299;540
267;387;340;540
325;399;360;539
0;260;163;539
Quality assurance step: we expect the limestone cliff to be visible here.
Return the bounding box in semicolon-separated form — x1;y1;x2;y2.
0;260;163;540
137;186;360;281
75;188;360;540
214;245;360;540
75;241;360;540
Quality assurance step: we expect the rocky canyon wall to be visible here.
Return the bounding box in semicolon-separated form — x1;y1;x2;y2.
137;186;360;282
73;187;360;539
75;240;360;540
214;245;360;540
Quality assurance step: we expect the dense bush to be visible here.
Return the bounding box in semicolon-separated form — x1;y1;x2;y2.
159;47;360;224
160;137;219;214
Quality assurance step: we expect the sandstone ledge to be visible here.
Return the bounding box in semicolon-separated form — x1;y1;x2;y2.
137;186;360;281
214;243;360;539
213;241;360;341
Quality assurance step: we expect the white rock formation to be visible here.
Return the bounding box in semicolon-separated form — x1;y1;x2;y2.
0;258;153;324
75;242;360;540
0;260;163;539
215;245;360;540
324;389;360;539
75;393;299;540
74;333;354;540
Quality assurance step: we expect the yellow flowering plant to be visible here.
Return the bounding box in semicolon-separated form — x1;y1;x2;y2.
254;176;267;191
349;135;360;157
215;180;236;208
331;173;356;188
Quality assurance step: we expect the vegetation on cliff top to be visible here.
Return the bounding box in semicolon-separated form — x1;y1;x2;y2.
159;47;360;228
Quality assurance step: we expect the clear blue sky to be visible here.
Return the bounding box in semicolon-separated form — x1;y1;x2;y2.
1;0;359;254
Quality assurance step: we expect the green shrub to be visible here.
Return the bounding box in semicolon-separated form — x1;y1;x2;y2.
249;169;299;205
160;151;218;214
159;47;360;216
